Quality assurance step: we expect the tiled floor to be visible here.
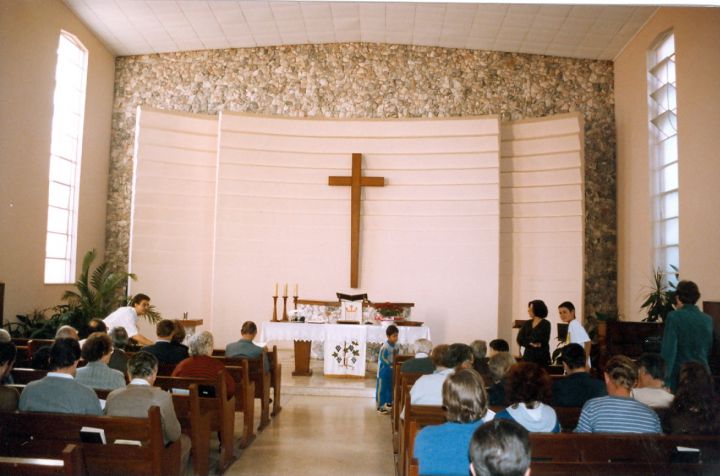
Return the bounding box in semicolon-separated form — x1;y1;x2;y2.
220;350;395;476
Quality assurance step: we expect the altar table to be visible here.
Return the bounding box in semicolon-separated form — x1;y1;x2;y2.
260;322;431;377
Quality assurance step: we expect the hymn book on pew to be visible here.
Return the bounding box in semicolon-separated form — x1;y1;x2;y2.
80;426;106;444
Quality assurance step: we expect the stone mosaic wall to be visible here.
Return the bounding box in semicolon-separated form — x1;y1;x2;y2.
108;43;617;315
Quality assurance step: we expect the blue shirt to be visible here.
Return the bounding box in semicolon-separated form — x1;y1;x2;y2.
575;396;661;433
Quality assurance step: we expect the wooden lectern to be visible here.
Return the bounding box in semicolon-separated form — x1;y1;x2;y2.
177;319;203;338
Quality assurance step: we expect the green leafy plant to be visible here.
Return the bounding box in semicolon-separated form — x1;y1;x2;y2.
4;309;61;339
640;265;679;322
373;302;404;318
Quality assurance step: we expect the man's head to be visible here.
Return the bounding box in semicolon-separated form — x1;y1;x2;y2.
386;325;399;345
636;353;666;386
558;301;576;323
0;341;17;379
413;338;433;356
171;320;186;345
470;340;488;361
55;325;79;340
488;339;509;357
241;321;258;339
110;326;129;350
156;319;175;339
469;420;531;476
81;332;113;363
127;351;158;382
445;343;474;369
488;352;516;383
131;293;151;316
559;344;586;372
0;328;12;343
603;355;638;396
431;344;450;368
189;331;214;357
49;338;81;372
675;280;700;305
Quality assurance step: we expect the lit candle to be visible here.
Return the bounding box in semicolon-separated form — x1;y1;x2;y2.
283;283;288;297
294;283;298;297
274;283;278;297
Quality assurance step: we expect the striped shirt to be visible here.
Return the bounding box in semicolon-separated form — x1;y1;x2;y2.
575;396;661;433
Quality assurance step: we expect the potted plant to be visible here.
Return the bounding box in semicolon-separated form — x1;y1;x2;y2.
373;302;405;321
640;265;679;322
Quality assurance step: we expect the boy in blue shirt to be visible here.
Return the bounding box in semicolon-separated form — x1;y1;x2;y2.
376;325;399;414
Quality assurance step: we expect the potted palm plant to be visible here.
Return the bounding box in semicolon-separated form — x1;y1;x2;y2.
640;265;679;322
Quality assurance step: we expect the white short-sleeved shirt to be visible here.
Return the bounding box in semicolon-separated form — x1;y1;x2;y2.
568;319;590;345
104;306;139;337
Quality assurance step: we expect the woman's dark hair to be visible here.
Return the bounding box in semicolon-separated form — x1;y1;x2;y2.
558;301;575;312
528;300;548;318
675;280;700;305
442;369;488;423
505;362;551;407
171;320;186;345
0;341;17;366
668;361;720;434
489;339;509;353
49;338;81;370
81;332;113;362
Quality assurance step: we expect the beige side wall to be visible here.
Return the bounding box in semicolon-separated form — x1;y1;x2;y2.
0;0;115;323
616;7;720;320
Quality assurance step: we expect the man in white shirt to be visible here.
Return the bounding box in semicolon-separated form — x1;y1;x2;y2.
559;301;591;367
410;343;474;405
104;294;153;346
631;353;674;408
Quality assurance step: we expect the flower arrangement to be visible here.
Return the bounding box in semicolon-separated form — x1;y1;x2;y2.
373;302;405;320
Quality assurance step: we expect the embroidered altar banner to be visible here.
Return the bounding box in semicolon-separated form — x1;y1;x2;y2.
323;325;367;376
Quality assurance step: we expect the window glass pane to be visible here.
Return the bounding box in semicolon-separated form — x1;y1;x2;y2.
651;110;677;139
661;191;679;219
45;258;69;284
46;232;69;259
54;88;82;116
48;181;71;208
662;217;679;246
650;83;676;113
47;206;70;234
52;110;80;140
51;131;77;161
664;246;679;273
656;35;675;62
661;162;679;191
657;135;677;167
49;156;74;184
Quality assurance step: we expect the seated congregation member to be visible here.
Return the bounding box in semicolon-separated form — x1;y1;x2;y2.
56;325;79;340
663;361;720;434
173;331;235;398
108;326;130;374
376;325;399;414
143;319;189;365
516;300;551;368
557;301;591;364
400;338;434;374
495;362;560;433
78;318;107;347
488;339;509;357
0;340;19;410
106;352;191;467
76;332;126;390
19;338;102;415
410;343;473;406
631;353;673;409
104;293;154;346
469;420;531;476
552;343;606;407
0;328;10;342
414;369;495;475
575;355;661;433
486;352;516;406
470;339;492;385
29;325;80;371
226;320;269;372
171;319;189;348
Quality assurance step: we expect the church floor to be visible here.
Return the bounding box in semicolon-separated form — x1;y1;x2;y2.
218;349;395;475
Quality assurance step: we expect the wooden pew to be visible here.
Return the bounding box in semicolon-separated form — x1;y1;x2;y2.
0;406;181;476
154;372;236;471
214;352;271;431
167;384;211;476
10;367;48;384
0;443;84;476
399;400;445;476
393;371;424;454
27;339;54;358
390;355;414;432
14;345;31;368
267;345;282;416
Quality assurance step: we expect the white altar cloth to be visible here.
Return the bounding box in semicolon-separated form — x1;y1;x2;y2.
260;322;432;376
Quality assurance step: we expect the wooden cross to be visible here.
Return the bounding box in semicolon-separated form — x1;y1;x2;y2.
328;153;385;288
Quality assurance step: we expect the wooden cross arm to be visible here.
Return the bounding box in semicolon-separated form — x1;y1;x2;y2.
328;176;385;186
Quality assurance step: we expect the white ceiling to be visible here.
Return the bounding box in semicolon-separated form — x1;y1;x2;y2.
63;1;660;60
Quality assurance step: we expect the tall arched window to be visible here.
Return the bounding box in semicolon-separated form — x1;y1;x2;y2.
648;30;678;279
44;31;88;284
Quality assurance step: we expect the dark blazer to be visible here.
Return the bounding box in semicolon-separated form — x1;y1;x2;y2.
551;371;607;407
517;318;551;367
400;357;435;374
142;341;189;365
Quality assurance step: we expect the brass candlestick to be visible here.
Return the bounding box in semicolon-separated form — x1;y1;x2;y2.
272;296;278;321
282;296;289;321
293;296;298;310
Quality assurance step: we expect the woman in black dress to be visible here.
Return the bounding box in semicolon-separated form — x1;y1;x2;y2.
516;300;551;367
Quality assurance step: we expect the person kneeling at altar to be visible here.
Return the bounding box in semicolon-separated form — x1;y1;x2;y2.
226;321;269;373
106;351;191;468
413;369;496;475
173;331;235;399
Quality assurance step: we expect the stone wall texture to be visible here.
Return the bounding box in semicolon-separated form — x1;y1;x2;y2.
109;43;617;315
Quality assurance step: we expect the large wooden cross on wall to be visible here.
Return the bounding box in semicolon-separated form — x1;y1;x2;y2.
328;153;385;288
